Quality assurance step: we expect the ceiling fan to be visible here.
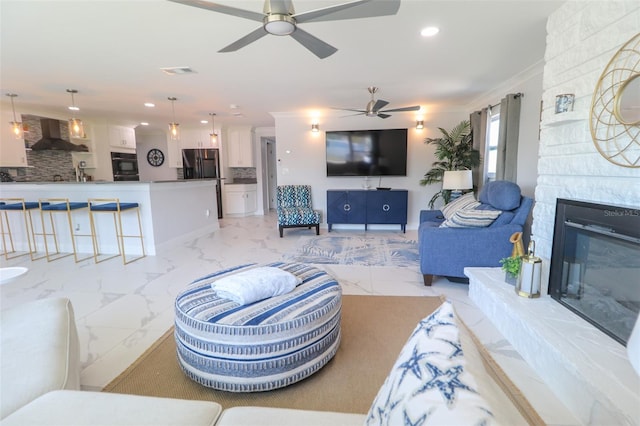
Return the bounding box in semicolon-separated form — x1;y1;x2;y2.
335;86;421;118
168;0;401;59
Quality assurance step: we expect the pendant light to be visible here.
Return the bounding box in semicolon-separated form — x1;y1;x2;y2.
67;89;84;138
6;93;23;139
209;112;218;144
168;97;180;140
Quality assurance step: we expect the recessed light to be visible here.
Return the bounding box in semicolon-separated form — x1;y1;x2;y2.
140;122;149;126
230;104;240;109
68;106;79;111
421;27;439;37
200;120;208;124
144;103;155;108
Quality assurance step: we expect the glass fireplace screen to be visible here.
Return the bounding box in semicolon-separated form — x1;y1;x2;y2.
549;199;640;345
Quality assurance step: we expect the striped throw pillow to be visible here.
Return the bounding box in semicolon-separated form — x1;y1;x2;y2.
441;192;479;220
440;208;502;228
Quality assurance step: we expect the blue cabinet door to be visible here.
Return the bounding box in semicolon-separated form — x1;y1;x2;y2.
366;190;408;231
327;190;366;230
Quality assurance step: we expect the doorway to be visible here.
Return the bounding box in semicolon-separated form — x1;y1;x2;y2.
263;137;278;211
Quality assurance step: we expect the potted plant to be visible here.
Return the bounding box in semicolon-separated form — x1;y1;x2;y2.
500;256;522;285
419;120;480;208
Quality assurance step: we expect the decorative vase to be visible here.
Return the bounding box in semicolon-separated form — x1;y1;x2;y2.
505;273;518;286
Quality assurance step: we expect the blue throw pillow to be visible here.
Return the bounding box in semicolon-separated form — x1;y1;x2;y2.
479;181;521;211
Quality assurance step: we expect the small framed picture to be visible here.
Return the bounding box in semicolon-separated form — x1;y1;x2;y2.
555;94;575;114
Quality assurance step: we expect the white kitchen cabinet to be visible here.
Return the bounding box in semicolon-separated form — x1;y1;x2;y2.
227;127;254;167
224;184;257;216
108;125;136;149
180;128;217;149
0;110;28;167
166;136;183;168
0;138;28;167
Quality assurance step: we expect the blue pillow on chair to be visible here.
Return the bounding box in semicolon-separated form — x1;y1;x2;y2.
478;181;521;211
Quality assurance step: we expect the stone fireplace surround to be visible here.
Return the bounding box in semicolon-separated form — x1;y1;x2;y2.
467;267;639;425
509;3;640;423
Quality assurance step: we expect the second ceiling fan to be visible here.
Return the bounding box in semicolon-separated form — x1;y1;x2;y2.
336;87;420;119
168;0;401;59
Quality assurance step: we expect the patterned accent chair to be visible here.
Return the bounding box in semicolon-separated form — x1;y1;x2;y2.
277;185;321;238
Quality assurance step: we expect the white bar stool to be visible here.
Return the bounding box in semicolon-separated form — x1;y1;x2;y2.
88;198;145;264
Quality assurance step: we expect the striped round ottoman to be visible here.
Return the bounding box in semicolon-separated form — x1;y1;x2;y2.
174;262;342;392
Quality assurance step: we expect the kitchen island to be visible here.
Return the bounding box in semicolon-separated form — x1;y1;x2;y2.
0;180;219;256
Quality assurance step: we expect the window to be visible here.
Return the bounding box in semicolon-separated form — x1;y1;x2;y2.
485;105;500;182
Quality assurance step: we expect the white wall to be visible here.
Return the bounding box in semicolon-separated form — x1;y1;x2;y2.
467;62;545;199
136;129;177;182
534;1;640;285
272;110;466;230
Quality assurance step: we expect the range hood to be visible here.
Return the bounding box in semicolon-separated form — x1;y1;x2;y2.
31;118;88;151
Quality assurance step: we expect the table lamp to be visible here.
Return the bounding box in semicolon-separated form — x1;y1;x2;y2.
442;170;473;201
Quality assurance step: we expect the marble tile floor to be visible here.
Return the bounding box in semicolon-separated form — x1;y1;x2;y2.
0;213;573;422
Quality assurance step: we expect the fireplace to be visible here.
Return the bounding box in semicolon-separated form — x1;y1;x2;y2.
549;199;640;345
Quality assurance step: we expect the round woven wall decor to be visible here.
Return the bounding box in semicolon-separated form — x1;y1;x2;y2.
590;32;640;168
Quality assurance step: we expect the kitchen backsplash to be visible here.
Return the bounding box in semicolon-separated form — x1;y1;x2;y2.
230;167;256;180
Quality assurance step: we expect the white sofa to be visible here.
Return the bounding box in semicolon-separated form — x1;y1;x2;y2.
1;298;533;426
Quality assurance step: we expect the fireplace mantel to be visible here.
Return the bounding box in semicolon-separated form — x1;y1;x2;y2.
466;267;639;425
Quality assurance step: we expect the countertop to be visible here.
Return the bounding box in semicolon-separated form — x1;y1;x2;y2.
0;179;220;185
225;179;257;185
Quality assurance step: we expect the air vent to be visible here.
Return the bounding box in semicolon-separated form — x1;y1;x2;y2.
160;67;197;75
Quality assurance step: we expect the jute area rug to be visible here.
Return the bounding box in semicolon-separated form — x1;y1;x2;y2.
103;295;444;414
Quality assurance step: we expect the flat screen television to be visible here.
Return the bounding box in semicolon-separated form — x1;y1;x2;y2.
326;128;407;177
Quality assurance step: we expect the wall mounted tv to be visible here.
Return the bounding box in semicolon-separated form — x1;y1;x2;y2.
326;128;407;177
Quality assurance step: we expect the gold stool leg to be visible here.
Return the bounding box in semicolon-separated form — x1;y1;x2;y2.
0;210;16;259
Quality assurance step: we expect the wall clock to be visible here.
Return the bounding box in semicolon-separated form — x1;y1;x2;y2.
147;148;165;167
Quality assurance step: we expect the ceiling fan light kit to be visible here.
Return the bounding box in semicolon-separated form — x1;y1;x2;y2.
169;0;401;59
264;15;296;36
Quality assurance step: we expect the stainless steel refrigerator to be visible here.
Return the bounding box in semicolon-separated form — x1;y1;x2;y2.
182;148;223;218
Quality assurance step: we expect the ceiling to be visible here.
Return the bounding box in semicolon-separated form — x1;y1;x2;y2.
0;0;563;131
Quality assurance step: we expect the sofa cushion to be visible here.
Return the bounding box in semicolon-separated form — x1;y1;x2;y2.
440;209;502;228
217;407;366;426
441;193;479;220
0;298;80;419
365;301;495;425
1;391;222;426
478;181;521;211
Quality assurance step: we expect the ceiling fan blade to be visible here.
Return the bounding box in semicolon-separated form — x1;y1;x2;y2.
377;113;391;119
340;112;367;118
289;27;337;59
372;99;389;111
294;0;400;24
218;27;269;53
331;107;367;113
381;105;421;113
168;0;265;22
